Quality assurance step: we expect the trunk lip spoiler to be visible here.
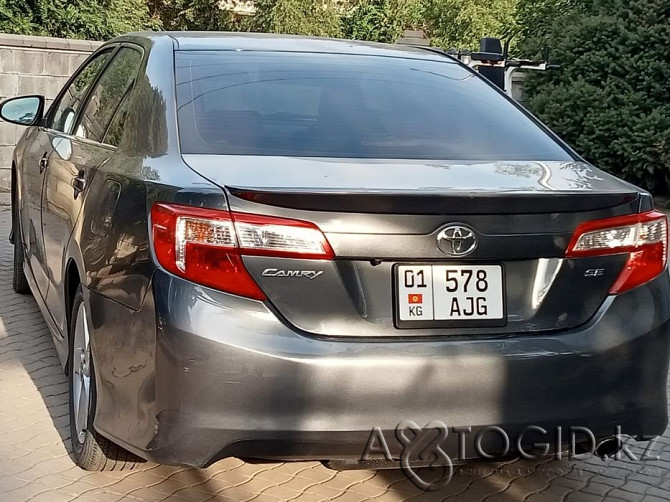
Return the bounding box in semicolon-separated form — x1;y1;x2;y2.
226;186;640;215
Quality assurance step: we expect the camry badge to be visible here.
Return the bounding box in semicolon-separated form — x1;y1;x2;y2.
436;225;478;257
261;269;324;280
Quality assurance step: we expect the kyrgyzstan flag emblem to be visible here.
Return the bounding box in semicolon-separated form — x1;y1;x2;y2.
408;294;423;304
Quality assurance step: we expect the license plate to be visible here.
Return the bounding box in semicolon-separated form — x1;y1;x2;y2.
395;264;506;328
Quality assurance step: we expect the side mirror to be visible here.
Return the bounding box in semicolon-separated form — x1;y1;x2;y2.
0;95;44;126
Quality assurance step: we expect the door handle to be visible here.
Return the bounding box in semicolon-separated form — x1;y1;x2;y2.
71;170;87;199
39;152;49;173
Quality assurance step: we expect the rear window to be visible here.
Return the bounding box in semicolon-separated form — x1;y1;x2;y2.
175;51;572;161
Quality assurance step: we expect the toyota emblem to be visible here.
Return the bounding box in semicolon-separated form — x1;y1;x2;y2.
436;225;478;257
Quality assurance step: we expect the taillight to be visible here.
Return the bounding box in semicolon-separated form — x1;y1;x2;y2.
566;210;668;294
151;203;334;299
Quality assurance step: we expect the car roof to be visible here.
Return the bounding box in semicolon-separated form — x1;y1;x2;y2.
117;31;456;63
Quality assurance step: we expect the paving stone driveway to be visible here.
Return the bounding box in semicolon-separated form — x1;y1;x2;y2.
1;197;670;501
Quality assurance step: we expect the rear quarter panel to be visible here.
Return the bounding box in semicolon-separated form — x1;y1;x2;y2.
70;34;229;449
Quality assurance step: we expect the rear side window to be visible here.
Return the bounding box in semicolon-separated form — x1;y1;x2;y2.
175;51;572;161
75;47;143;145
102;82;136;147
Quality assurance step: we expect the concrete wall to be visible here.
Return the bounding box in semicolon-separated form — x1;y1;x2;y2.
0;33;102;190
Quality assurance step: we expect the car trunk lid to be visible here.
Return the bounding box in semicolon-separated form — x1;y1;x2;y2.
183;155;641;337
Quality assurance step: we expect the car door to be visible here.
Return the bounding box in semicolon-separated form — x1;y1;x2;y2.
20;128;54;298
19;49;113;303
41;45;144;333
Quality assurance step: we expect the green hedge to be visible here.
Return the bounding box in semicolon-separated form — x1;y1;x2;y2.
520;0;670;193
0;0;149;39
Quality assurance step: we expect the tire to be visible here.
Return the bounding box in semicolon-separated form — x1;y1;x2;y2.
12;205;30;295
68;286;143;471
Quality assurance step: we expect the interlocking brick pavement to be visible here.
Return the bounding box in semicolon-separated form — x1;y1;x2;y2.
0;204;669;501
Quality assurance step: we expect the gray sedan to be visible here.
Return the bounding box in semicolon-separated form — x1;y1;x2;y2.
2;32;669;472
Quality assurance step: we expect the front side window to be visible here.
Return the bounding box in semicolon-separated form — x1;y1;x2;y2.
50;50;112;134
175;51;573;161
75;47;143;145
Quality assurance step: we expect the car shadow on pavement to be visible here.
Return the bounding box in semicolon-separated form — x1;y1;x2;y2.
0;208;72;457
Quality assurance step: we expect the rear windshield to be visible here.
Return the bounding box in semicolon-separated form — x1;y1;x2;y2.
175;51;572;161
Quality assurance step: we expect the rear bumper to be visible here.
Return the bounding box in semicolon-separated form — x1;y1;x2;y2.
97;269;670;467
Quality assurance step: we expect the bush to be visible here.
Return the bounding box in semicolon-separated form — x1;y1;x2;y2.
0;0;150;40
246;0;344;37
149;0;232;30
0;0;235;38
0;0;36;34
343;0;424;43
423;0;517;50
520;0;670;193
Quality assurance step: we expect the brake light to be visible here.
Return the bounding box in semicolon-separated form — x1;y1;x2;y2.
151;203;334;299
566;210;668;294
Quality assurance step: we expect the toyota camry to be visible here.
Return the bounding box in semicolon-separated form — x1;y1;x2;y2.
3;32;669;470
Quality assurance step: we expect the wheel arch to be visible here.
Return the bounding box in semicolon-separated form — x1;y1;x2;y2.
65;260;81;333
63;243;86;374
9;161;17;243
